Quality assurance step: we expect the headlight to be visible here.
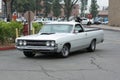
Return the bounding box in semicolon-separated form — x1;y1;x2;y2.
46;41;56;47
18;40;26;46
46;41;50;46
51;41;55;46
19;40;23;46
23;41;27;46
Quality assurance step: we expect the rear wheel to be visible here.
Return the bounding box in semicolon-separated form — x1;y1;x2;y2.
60;45;70;58
87;40;96;52
23;51;35;58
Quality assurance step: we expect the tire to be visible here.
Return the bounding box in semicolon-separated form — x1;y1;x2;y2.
60;45;70;58
23;51;35;58
87;40;96;52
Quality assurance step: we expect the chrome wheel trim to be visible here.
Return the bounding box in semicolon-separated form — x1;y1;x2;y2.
91;41;96;51
61;46;69;57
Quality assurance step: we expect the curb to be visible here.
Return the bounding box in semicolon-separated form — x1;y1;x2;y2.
0;46;15;51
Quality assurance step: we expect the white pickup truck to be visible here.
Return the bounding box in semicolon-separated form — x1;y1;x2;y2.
15;22;104;58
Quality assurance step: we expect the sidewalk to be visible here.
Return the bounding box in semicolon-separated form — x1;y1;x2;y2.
90;25;120;31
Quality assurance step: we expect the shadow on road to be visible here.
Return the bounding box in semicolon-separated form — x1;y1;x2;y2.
20;49;104;60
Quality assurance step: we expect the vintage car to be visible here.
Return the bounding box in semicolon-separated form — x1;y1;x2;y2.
15;22;104;58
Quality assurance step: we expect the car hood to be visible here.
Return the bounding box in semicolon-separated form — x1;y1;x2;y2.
16;33;73;41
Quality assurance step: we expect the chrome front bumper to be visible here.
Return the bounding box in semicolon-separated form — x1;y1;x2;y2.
16;46;58;52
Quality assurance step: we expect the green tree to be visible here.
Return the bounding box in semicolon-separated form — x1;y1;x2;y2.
90;0;99;19
35;0;43;16
52;0;61;17
43;0;53;17
63;0;78;21
12;0;36;13
81;0;88;17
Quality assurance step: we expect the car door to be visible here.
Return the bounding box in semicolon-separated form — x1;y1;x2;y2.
71;24;88;51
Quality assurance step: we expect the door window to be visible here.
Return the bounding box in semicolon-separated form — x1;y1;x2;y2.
74;24;83;33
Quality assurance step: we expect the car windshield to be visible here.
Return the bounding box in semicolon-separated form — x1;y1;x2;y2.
39;24;73;33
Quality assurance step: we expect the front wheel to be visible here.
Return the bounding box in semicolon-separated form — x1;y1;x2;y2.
23;51;35;58
87;40;96;52
60;45;70;58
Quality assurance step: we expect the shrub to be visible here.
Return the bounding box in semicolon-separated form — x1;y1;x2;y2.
0;21;23;45
9;21;23;39
0;21;6;44
0;21;43;45
32;22;43;34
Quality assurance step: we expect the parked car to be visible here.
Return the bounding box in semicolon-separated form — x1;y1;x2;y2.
94;17;103;25
81;18;94;25
16;17;26;22
15;22;104;58
34;18;50;24
102;21;109;24
102;17;109;24
34;18;58;24
94;20;102;24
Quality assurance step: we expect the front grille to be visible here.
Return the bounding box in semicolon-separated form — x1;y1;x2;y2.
26;40;46;46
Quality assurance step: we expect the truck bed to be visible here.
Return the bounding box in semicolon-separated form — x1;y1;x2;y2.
84;27;101;32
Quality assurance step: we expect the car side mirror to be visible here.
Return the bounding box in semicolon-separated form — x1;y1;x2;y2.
73;30;79;33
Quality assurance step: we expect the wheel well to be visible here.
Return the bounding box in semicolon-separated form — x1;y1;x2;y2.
92;39;96;43
93;39;96;41
64;43;71;49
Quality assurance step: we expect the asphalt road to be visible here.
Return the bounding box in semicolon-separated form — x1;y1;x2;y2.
0;30;120;80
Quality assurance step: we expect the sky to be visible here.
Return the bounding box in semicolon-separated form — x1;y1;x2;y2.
97;0;109;8
88;0;109;9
